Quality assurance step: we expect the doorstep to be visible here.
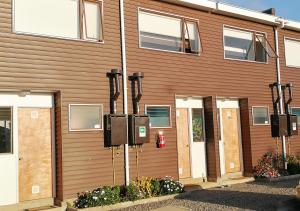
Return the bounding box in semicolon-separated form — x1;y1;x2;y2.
0;198;56;211
180;176;255;192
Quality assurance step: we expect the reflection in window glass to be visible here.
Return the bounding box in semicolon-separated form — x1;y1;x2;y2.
0;108;12;153
83;0;103;41
147;106;171;127
291;108;300;123
192;108;204;142
139;11;183;52
253;107;269;125
69;105;102;131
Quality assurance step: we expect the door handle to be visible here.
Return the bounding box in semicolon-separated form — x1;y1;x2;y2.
19;157;23;161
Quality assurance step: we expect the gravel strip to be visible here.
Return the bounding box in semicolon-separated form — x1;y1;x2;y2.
113;179;299;211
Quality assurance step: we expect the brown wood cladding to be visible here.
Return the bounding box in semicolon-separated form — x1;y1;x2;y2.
2;0;300;202
0;0;123;200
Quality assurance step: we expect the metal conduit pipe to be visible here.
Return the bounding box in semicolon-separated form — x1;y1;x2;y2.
119;0;130;185
274;19;288;169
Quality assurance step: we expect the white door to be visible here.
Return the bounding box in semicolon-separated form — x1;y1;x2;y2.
0;93;53;206
176;97;207;179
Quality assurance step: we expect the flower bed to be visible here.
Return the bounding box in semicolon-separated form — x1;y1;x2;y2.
253;152;300;179
72;177;184;209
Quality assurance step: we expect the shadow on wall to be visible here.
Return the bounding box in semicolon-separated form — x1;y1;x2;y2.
175;182;298;210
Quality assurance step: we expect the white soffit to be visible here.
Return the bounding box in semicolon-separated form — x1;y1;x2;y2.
160;0;300;32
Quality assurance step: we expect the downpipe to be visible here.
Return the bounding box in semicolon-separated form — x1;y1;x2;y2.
274;19;288;170
119;0;130;185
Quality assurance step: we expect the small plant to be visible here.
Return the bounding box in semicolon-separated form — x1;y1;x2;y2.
151;178;161;196
159;177;184;195
74;186;121;208
135;177;154;198
123;182;141;201
287;154;300;175
253;152;280;178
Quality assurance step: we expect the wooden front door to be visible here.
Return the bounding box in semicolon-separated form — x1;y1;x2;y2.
176;108;191;179
18;108;53;202
221;108;241;173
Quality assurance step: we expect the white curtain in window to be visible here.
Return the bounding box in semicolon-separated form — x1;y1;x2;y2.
285;39;300;67
14;0;79;39
139;11;182;38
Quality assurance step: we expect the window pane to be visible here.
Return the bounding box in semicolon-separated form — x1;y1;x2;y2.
253;107;269;125
192;108;204;142
0;108;12;153
224;27;255;60
255;35;267;62
147;106;170;127
139;11;182;52
184;21;201;54
14;0;79;39
291;108;300;123
285;39;300;67
83;1;102;41
70;105;102;130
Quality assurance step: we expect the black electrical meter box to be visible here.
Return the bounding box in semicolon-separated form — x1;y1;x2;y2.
287;114;298;136
271;114;288;137
104;114;127;147
128;115;150;145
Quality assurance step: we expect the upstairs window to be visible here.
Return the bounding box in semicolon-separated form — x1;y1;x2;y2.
224;27;277;63
285;38;300;68
14;0;103;42
138;10;202;55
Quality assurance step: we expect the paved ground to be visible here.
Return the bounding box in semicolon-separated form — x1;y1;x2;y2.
114;179;300;211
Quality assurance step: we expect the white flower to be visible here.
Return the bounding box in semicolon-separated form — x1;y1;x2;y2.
101;190;105;195
104;197;107;200
93;196;98;200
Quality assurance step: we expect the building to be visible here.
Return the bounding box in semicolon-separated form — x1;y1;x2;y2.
1;0;300;209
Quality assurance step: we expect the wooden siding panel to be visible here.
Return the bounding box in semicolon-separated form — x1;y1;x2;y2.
0;0;123;200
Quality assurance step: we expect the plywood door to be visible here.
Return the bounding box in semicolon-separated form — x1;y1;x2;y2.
221;108;241;173
176;108;191;179
18;108;53;202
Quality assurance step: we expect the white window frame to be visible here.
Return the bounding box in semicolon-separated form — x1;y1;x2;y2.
0;106;13;155
138;7;201;56
291;107;300;124
68;104;104;132
12;0;104;44
252;106;270;126
223;25;270;64
284;37;300;69
145;105;172;129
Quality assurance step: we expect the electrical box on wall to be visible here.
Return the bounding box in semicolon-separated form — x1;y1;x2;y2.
271;114;288;138
104;114;127;147
287;114;298;136
128;114;150;145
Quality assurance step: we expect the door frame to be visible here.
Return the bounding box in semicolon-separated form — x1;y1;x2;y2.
176;96;207;179
0;92;55;205
217;98;244;176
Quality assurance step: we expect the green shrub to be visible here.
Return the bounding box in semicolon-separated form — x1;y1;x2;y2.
73;177;184;208
124;182;141;201
151;178;161;196
287;154;300;175
74;186;120;208
159;177;184;195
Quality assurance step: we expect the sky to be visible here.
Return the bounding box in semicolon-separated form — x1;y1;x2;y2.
219;0;300;22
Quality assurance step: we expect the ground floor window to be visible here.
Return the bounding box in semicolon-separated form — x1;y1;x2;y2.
146;105;171;128
252;106;270;125
291;108;300;123
69;104;103;131
0;107;12;153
